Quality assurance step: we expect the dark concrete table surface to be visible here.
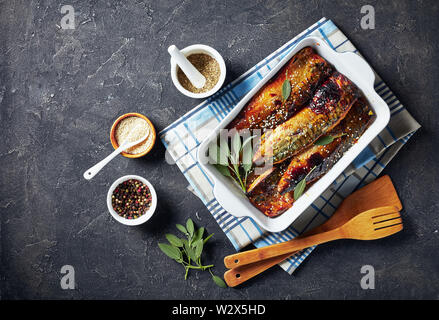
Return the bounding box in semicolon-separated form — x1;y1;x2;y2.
1;0;438;299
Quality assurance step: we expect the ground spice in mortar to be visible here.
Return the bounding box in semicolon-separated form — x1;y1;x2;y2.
112;179;152;219
177;53;220;93
115;116;153;154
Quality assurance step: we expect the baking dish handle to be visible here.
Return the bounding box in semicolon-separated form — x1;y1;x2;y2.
339;51;376;89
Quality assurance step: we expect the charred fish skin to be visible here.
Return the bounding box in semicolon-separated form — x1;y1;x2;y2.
227;47;334;131
247;162;293;218
253;72;360;165
277;96;375;195
276;141;341;194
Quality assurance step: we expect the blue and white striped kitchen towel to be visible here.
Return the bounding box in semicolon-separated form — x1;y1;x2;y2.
160;17;420;274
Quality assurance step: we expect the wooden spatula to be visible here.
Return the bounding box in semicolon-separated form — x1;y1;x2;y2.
224;175;402;286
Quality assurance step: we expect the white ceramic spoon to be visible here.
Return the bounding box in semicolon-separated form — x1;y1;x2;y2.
83;125;150;180
168;45;206;89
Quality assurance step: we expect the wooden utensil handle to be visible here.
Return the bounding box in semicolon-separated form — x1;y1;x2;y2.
224;252;296;287
224;220;333;287
224;229;341;269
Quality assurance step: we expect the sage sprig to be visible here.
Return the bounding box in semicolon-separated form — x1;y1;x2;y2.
314;133;347;146
158;218;227;288
294;166;317;200
210;133;255;193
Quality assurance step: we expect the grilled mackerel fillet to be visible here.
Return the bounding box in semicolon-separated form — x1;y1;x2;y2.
252;72;360;165
227;47;333;131
277;97;375;194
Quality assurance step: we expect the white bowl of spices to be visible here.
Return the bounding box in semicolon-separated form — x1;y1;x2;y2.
169;44;226;99
107;175;157;226
110;112;156;158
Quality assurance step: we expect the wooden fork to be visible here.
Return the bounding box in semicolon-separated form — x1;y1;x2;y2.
224;206;402;269
224;175;403;286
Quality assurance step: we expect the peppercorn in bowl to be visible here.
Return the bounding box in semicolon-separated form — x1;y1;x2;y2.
107;175;157;226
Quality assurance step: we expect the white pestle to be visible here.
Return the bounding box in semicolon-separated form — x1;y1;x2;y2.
168;45;206;89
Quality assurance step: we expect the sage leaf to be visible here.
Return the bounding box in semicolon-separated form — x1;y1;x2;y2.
184;242;197;261
219;136;230;164
315;133;346;146
241;135;256;151
194;239;203;259
241;135;255;173
158;243;182;261
186;218;195;237
314;135;335;146
293;166;317;201
212;275;228;288
242;145;253;174
166;234;183;247
282;78;291;101
244;164;253;175
214;164;232;177
231;132;241;165
208;144;217;163
242;163;252;175
210;144;229;166
293;178;307;201
176;224;188;235
193;227;205;243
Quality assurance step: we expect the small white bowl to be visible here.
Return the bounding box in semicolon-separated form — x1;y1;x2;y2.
170;44;226;99
107;175;157;226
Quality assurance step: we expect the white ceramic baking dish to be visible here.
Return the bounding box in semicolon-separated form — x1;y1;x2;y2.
197;36;390;233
